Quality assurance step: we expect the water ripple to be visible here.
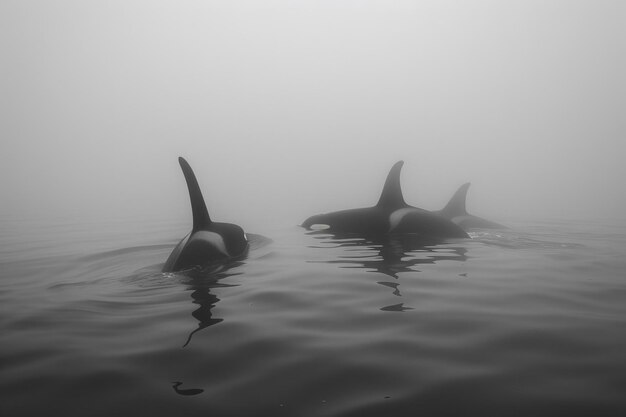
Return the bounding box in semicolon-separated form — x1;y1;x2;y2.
2;219;626;416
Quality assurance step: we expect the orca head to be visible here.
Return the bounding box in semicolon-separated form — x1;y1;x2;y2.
301;213;331;230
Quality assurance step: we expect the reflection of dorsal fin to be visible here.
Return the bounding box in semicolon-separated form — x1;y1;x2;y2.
441;183;470;217
179;157;212;232
376;161;407;208
182;318;223;347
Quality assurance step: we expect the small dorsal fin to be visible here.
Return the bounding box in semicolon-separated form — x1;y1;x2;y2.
178;157;212;231
441;183;471;217
376;161;407;208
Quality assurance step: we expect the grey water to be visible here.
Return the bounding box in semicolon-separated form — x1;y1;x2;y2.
2;215;626;416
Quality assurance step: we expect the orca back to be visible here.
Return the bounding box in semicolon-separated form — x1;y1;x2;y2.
438;182;470;219
162;157;248;272
437;183;506;229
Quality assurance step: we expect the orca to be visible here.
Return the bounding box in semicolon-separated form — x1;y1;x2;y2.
301;161;468;238
162;157;249;272
435;183;507;229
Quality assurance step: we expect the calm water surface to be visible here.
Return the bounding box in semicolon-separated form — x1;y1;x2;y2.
2;215;626;416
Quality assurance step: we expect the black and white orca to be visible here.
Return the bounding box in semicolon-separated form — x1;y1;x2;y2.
162;157;249;272
435;183;507;229
301;161;468;238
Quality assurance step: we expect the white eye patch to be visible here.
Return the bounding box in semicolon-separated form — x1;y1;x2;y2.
310;224;331;230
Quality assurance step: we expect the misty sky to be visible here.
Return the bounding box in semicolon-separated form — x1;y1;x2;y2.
1;0;625;228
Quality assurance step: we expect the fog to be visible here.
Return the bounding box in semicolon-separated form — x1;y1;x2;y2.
2;0;625;230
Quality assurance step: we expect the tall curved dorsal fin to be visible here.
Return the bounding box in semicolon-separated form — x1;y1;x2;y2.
376;161;407;208
178;157;212;231
441;182;471;217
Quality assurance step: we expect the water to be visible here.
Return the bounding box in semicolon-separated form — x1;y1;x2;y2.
2;215;626;416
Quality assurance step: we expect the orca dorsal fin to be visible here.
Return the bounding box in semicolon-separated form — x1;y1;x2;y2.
441;182;471;217
376;161;407;209
178;157;212;231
